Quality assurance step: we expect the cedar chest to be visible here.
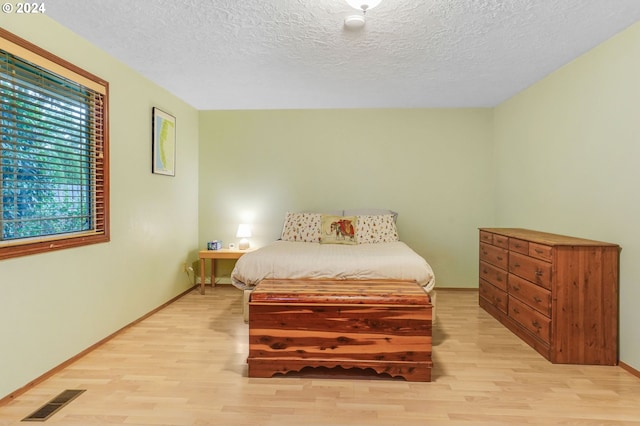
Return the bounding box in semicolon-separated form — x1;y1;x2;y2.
248;279;433;381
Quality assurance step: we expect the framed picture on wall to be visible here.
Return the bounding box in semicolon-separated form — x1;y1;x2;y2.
152;107;176;176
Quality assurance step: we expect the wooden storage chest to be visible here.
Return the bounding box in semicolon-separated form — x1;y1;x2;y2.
479;228;619;365
248;279;433;381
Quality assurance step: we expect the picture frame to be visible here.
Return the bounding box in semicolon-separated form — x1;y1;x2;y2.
152;107;176;176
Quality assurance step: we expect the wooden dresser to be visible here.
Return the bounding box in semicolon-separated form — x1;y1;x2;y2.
478;228;619;365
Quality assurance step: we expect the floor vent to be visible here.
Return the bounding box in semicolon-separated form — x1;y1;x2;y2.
22;389;86;422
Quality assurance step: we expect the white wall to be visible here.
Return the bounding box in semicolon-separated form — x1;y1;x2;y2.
494;21;640;370
0;16;200;398
198;108;495;287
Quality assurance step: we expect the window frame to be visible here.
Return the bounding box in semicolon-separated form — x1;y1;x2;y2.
0;28;109;260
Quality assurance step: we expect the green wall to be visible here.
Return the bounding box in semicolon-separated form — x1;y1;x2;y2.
494;22;640;370
0;15;200;398
198;108;495;287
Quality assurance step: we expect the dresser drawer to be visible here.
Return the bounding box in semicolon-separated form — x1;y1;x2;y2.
529;243;552;261
492;234;509;249
508;273;551;317
480;242;508;270
509;238;528;255
479;279;508;314
479;231;494;244
480;261;508;291
509;296;551;344
509;252;552;290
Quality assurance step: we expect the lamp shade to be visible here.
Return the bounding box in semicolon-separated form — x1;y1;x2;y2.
346;0;382;11
236;224;252;238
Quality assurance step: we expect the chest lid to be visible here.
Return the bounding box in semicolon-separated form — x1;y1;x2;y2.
250;279;430;305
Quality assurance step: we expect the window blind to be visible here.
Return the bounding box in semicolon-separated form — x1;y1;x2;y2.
0;29;108;258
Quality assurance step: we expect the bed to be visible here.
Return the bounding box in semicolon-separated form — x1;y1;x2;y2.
232;210;436;380
232;240;435;290
231;210;436;321
231;211;435;381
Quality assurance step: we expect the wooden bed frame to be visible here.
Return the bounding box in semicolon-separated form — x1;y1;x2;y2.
247;278;433;382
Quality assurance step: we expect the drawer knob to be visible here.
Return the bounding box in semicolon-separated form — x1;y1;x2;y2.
535;270;544;277
535;248;544;254
532;320;541;329
533;296;542;303
512;307;519;314
497;256;503;261
513;262;520;268
511;285;520;291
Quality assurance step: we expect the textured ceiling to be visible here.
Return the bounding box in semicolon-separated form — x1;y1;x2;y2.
46;0;640;110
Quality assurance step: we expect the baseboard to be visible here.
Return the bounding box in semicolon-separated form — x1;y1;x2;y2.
195;276;232;285
434;287;478;291
619;361;640;380
0;286;195;406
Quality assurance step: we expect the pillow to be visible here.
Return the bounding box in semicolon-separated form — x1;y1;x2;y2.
320;215;358;245
344;208;398;223
280;212;321;243
356;214;399;244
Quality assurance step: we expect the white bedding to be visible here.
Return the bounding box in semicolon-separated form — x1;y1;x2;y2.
231;240;436;292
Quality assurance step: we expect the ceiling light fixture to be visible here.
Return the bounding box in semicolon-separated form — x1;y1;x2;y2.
344;0;382;29
344;14;366;29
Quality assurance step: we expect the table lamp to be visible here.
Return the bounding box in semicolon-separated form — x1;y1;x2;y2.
236;224;252;250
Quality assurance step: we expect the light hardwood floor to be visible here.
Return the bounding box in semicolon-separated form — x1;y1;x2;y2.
1;286;639;425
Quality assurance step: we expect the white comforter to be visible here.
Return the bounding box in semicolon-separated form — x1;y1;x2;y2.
231;240;435;292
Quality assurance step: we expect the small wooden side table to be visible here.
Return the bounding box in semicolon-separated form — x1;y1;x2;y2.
198;249;251;294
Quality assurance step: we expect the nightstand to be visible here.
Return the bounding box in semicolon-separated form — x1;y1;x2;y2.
198;249;252;294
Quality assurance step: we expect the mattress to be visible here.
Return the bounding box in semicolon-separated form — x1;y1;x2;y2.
231;240;436;293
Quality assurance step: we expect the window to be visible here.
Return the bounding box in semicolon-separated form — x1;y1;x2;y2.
0;29;109;260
